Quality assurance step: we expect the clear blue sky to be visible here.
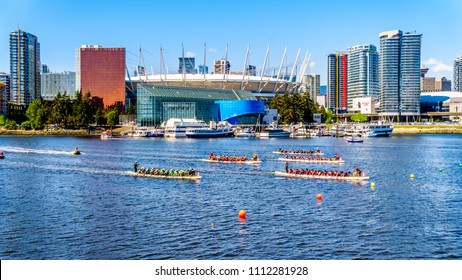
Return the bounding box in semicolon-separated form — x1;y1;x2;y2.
1;0;461;85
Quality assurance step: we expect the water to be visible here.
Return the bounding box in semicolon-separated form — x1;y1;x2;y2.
1;135;461;260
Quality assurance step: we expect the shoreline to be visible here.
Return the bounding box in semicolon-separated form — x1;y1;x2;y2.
2;126;462;136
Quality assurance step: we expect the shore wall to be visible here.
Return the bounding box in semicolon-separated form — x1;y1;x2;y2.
392;126;462;134
0;129;96;136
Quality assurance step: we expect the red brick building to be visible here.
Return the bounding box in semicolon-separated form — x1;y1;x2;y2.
76;45;125;107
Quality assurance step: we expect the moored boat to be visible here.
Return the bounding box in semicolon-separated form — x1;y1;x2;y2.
100;131;112;140
277;157;344;164
128;171;201;180
185;123;234;138
274;171;369;181
259;123;290;138
0;151;4;159
162;118;207;138
235;127;256;138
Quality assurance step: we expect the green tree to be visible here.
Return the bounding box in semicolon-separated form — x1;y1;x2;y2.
125;103;136;115
48;93;72;128
26;99;46;129
105;108;119;130
350;112;369;123
95;108;106;126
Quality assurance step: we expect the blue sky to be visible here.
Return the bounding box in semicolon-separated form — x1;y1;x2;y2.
1;0;461;85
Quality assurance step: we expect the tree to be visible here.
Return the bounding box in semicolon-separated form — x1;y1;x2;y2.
125;103;136;115
105;108;119;130
26;99;46;129
350;112;369;123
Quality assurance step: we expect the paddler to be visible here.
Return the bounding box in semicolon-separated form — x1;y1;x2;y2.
253;153;258;161
285;161;289;173
134;161;139;172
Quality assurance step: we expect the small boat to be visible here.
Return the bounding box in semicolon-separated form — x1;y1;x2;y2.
201;158;261;164
272;150;324;156
128;171;201;180
259;123;291;138
147;129;165;137
235;127;256;138
277;158;345;164
0;152;4;159
274;171;369;181
100;131;112;140
71;150;81;155
346;136;364;143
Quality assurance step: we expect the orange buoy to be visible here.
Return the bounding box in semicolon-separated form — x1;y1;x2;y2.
238;209;247;219
316;194;323;201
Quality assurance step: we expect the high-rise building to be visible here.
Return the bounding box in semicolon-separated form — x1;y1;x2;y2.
0;72;10;116
214;59;230;74
379;30;422;118
347;44;379;111
327;52;347;112
455;55;462;92
302;73;320;101
198;65;208;74
421;77;452;92
246;65;256;76
134;65;146;77
9;29;41;106
41;71;76;101
178;57;195;74
75;45;125;107
41;64;50;74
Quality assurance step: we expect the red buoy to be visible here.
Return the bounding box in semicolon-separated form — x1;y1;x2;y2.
316;194;323;201
238;209;247;219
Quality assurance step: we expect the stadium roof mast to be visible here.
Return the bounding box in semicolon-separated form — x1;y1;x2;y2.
160;45;168;85
296;51;310;84
222;43;229;89
181;43;186;84
241;44;250;90
139;47;148;81
273;46;287;92
203;43;206;82
257;45;270;92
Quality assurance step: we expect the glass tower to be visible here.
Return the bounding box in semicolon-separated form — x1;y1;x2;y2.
455;55;462;92
0;72;10;116
9;29;41;106
347;44;379;111
379;30;422;118
327;52;347;112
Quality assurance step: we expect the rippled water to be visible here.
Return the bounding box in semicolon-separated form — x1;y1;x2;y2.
1;134;461;259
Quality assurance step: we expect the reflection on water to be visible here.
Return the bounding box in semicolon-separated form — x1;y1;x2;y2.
0;134;461;259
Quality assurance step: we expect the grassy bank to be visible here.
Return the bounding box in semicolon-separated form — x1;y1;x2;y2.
0;126;134;137
392;125;462;134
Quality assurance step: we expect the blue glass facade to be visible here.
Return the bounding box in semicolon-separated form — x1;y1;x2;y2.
137;84;262;126
215;100;265;124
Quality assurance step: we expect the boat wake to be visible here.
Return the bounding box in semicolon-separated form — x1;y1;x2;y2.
1;146;74;155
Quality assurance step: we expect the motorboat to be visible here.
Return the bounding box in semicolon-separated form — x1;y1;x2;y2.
100;131;112;140
346;136;364;143
234;127;256;138
259;123;290;138
330;124;347;137
147;129;165;137
162;118;207;138
185;122;234;138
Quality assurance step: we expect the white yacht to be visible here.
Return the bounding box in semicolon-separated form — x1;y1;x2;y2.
259;123;291;138
367;122;393;137
185;122;235;138
162;118;207;138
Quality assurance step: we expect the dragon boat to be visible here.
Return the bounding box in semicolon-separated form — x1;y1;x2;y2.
200;158;261;164
128;171;201;180
274;171;369;181
277;157;344;164
272;150;324;156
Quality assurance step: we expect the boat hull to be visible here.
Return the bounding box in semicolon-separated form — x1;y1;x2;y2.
128;171;201;180
272;151;324;156
200;159;261;164
259;132;291;138
185;131;235;138
274;171;369;181
277;158;344;164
